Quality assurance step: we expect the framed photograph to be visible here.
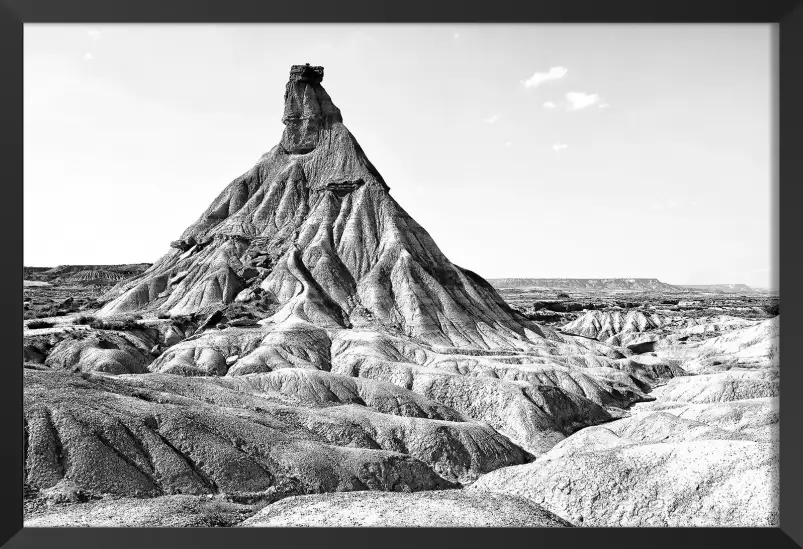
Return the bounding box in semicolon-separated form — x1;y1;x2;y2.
4;1;801;547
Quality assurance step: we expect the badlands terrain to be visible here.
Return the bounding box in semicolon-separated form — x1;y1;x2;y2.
23;64;779;528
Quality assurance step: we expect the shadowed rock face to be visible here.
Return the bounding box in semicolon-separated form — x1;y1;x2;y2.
281;65;342;154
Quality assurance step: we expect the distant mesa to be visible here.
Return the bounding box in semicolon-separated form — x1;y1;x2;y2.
680;284;764;294
23;264;151;285
489;278;687;293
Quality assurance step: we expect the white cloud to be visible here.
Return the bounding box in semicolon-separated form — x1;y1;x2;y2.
552;142;568;152
453;32;460;39
83;52;96;61
87;29;102;40
503;141;514;148
521;66;567;89
484;113;500;124
543;101;556;109
566;92;601;111
598;103;610;109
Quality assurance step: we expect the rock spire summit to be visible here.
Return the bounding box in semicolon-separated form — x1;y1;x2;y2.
281;63;342;154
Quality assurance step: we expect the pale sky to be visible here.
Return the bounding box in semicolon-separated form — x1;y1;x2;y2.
24;24;777;289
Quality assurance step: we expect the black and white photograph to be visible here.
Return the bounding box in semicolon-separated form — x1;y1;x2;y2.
22;23;780;528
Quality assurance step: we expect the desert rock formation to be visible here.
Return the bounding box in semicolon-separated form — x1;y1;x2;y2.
23;64;780;528
97;64;547;352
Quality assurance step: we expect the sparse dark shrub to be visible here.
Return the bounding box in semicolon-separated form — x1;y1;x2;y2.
526;311;562;323
157;311;171;319
27;320;54;329
200;499;244;527
227;302;258;316
64;329;90;341
556;293;570;299
89;316;140;331
74;315;95;325
170;313;196;324
168;313;199;333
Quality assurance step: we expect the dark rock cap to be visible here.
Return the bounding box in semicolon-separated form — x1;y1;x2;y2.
290;64;324;84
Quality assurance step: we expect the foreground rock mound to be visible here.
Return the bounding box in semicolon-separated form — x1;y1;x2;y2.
44;329;159;375
25;369;530;499
470;436;777;527
25;494;255;527
239;490;572;527
470;318;780;527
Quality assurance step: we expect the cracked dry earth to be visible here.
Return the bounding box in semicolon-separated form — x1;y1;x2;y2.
23;64;780;527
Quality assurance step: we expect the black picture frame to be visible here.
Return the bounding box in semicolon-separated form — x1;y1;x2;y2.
2;1;800;547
